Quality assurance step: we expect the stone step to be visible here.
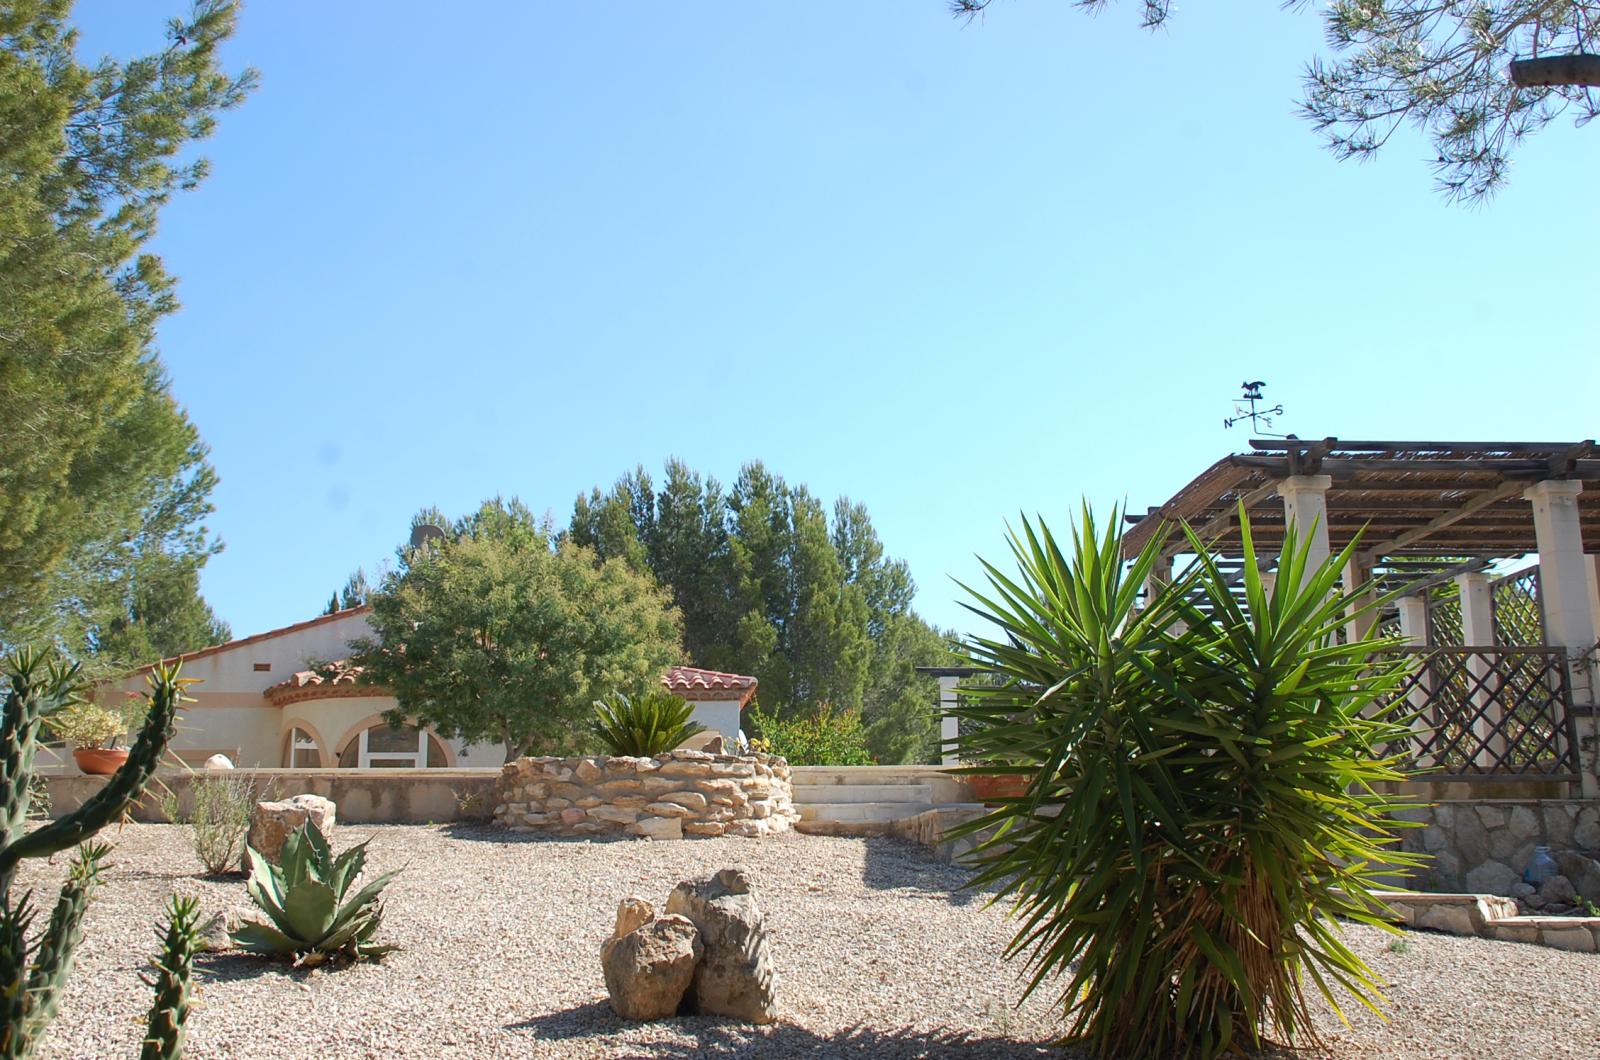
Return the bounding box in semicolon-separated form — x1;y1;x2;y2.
789;768;943;786
790;783;933;805
797;802;931;823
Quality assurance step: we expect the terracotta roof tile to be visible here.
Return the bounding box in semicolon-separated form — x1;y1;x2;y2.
661;666;758;707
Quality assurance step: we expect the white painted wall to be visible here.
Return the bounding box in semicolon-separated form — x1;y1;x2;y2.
686;699;742;744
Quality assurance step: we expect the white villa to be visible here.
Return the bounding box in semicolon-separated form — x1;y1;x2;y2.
101;606;758;769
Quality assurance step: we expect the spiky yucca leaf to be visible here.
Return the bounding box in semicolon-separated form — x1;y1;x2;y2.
949;505;1424;1059
231;821;398;965
592;690;705;757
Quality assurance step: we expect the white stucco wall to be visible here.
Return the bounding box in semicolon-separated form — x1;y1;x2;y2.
686;699;743;743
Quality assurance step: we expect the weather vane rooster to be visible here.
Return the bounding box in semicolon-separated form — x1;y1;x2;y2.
1223;381;1285;435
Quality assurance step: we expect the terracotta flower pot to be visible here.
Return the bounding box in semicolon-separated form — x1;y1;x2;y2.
967;773;1030;803
73;747;130;776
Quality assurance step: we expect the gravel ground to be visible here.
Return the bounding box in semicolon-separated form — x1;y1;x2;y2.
13;824;1600;1059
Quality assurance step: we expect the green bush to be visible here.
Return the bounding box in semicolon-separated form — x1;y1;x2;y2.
747;702;874;765
592;689;705;757
232;820;398;967
950;507;1422;1059
160;773;255;876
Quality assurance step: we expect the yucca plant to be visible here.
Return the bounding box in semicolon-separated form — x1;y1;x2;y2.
949;505;1424;1059
231;820;398;967
592;690;705;757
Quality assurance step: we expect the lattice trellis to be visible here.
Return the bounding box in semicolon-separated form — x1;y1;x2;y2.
1381;647;1577;779
1491;565;1544;646
1425;589;1463;647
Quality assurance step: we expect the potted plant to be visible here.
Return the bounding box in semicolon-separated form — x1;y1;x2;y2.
49;696;147;775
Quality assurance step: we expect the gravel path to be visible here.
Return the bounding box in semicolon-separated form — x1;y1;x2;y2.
13;824;1599;1058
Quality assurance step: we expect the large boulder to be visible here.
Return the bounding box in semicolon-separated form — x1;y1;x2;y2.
663;868;777;1024
244;794;337;868
600;897;702;1021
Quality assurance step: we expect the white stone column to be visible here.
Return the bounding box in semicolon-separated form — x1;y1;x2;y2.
1397;595;1435;769
1524;480;1598;797
1279;475;1333;579
1456;571;1504;765
1342;555;1376;643
938;676;960;766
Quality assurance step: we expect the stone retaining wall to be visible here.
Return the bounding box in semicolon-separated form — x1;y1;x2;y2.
492;750;799;840
1395;799;1600;896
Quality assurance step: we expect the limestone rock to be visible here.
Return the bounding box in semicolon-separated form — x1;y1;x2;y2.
1556;850;1600;904
613;896;655;939
244;794;336;868
1463;859;1518;897
664;868;777;1024
203;754;234;770
1538;874;1577;904
627;816;683;841
600;911;702;1020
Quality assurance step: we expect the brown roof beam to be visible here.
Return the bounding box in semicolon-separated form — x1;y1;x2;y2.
1359;479;1541;562
1248;439;1585;455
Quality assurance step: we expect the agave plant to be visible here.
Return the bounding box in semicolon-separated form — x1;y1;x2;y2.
231;821;398;966
950;505;1424;1059
593;690;705;757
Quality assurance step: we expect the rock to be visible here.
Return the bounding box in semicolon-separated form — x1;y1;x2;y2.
1538;874;1577;904
1543;804;1577;847
627;816;683;841
644;801;695;819
1463;860;1518;897
600;910;702;1020
589;805;641;825
1507;805;1540;842
203;754;234;770
684;822;726;837
613;896;656;938
1556;850;1600;904
244;794;336;868
664;868;777;1024
657;791;709;812
1511;881;1536;900
1475;804;1509;830
1575;807;1600;849
575;759;604;784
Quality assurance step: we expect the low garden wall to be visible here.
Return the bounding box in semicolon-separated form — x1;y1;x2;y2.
493;749;798;839
45;768;501;824
1393;799;1600;898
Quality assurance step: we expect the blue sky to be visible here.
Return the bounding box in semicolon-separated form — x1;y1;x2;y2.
77;1;1600;643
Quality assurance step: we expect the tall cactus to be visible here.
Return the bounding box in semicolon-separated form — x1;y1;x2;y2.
139;896;203;1060
0;649;186;1059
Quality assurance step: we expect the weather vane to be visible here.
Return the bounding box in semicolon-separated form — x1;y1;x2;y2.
1223;381;1285;435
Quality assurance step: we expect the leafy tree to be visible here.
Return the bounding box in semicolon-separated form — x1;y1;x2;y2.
0;0;253;654
86;550;230;669
952;0;1599;200
567;461;952;763
351;499;684;761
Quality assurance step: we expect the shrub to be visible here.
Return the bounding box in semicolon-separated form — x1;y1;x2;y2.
160;774;255;876
232;819;398;966
950;508;1422;1059
747;702;874;765
593;690;705;757
44;696;145;749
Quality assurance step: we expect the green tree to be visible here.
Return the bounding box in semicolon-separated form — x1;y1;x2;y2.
87;550;230;668
0;0;253;653
323;568;371;614
351;499;684;761
567;460;951;762
952;0;1599;201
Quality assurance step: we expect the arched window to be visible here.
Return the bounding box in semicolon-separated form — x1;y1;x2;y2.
337;723;448;768
282;726;323;768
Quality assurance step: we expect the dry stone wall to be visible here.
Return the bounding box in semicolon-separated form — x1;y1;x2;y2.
493;750;799;840
1394;799;1600;900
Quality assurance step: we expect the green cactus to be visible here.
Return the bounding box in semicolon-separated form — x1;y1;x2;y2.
0;649;187;1059
139;895;203;1060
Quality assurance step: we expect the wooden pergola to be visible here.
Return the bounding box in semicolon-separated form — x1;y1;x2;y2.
1124;438;1598;561
1120;438;1599;790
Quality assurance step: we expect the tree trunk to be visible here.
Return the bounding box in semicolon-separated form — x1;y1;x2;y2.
1509;53;1600;88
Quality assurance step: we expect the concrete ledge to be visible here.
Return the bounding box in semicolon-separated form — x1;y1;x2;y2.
44;768;502;824
1373;889;1600;953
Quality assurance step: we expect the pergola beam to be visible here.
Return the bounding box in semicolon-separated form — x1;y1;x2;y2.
1358;480;1529;561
